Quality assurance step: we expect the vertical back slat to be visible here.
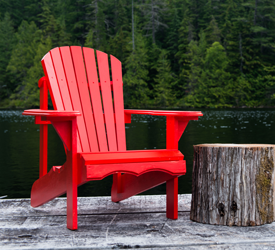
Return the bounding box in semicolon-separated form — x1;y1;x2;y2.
83;47;108;152
59;46;90;152
50;48;82;152
41;51;64;111
50;48;72;110
96;50;118;152
70;46;99;152
110;55;126;151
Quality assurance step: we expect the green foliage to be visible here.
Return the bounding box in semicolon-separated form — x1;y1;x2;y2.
0;13;16;100
185;42;233;107
123;31;150;108
153;49;176;108
1;0;275;108
205;16;221;45
10;38;52;108
39;0;71;47
7;20;42;105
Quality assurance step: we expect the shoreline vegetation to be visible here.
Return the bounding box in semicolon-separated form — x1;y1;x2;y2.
1;0;275;109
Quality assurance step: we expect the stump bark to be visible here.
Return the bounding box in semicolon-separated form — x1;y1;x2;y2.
190;144;275;226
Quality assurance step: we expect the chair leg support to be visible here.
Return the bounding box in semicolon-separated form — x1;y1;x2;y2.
166;177;178;220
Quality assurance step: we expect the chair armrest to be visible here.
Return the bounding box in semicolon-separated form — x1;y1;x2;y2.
125;109;202;116
22;109;81;118
125;109;203;149
124;109;203;123
23;109;80;152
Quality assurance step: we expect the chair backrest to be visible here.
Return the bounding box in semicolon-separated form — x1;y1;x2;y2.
41;46;126;153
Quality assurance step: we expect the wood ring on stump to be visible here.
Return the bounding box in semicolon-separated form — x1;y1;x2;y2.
190;144;275;226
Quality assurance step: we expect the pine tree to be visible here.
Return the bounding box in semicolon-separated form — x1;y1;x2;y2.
201;41;233;107
107;0;131;65
185;41;233;107
153;49;175;108
6;20;42;103
175;6;194;99
205;16;221;46
0;13;16;101
10;38;53;107
139;0;168;44
123;31;150;108
55;0;89;45
182;30;207;106
86;0;108;50
164;2;181;74
39;0;71;47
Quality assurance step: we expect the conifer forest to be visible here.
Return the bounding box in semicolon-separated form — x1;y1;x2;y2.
0;0;275;108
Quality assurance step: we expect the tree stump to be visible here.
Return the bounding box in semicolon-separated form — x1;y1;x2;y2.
190;144;275;226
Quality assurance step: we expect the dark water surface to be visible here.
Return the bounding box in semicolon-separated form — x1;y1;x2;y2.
1;109;275;198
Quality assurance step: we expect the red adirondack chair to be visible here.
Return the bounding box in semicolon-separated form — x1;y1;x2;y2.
23;46;203;230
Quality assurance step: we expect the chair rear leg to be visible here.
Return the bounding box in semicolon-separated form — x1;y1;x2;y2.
166;177;178;220
113;173;123;195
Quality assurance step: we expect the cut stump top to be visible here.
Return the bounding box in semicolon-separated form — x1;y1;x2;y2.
196;143;275;148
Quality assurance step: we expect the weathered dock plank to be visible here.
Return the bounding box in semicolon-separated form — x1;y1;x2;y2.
1;194;275;249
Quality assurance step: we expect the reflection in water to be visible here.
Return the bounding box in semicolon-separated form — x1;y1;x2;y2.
1;109;275;198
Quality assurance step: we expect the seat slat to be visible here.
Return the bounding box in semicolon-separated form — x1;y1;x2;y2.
81;149;183;164
96;50;118;152
59;46;90;152
110;55;126;151
70;46;99;152
83;47;108;152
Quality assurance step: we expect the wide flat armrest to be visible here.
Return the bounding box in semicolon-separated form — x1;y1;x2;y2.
125;109;203;117
124;109;202;123
22;109;81;117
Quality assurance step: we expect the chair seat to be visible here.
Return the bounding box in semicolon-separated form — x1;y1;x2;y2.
78;149;185;181
80;149;184;164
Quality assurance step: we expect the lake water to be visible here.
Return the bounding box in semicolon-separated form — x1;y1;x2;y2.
1;108;275;198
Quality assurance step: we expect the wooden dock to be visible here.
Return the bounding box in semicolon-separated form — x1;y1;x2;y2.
1;194;275;249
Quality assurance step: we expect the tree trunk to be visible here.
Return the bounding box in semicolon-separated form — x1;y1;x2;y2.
191;144;275;226
132;0;135;50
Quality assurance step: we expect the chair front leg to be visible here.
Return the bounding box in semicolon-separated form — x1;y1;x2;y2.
166;116;189;220
66;118;78;230
51;117;78;230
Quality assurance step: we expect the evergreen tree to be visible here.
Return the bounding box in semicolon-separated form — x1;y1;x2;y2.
182;31;207;106
0;0;41;28
7;21;42;102
86;0;108;50
186;42;233;107
55;0;89;45
164;2;181;74
108;0;131;66
139;0;168;44
123;31;150;108
39;0;71;47
153;49;175;108
0;13;16;101
10;38;52;107
175;6;194;98
205;16;221;46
